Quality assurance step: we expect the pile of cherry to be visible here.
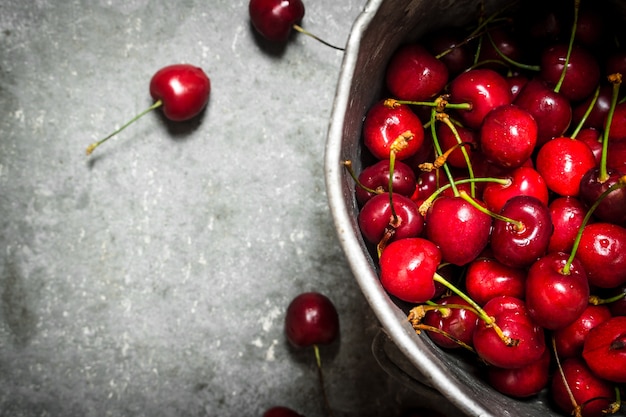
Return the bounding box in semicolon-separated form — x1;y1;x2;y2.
349;0;626;416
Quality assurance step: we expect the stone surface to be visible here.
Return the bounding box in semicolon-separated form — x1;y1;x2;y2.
0;1;428;416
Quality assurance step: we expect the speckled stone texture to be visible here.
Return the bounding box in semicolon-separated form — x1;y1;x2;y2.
0;1;427;416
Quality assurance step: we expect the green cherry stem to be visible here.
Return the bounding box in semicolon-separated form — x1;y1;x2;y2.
554;0;581;94
86;99;163;155
292;24;344;51
312;344;334;417
570;84;601;139
438;114;477;197
429;108;459;196
418;177;510;216
458;190;525;230
341;160;380;195
599;73;623;182
563;175;626;275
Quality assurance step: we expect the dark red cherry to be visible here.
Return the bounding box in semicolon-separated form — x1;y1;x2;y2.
579;168;626;226
423;27;474;77
514;78;572;146
553;304;613;359
487;348;550;398
425;195;492;266
358;193;424;245
249;0;304;42
423;294;479;349
436;123;478;169
548;196;590;253
608;139;626;172
448;68;512;130
263;406;305;417
385;44;448;101
608;284;626;316
476;27;524;72
551;357;616;417
572;85;613;131
525;251;590;330
479;104;537;169
582;316;626;384
490;195;553;268
605;101;626;142
284;292;339;348
379;237;441;303
539;43;601;102
465;253;527;306
577;128;603;164
355;159;417;205
363;101;425;161
535;137;596;197
577;222;626;288
473;296;546;369
482;166;549;215
507;74;529;101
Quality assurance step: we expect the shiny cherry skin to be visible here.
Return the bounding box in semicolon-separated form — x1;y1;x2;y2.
363;101;425;161
263;406;305;417
535;137;597;197
577;128;603;164
379;237;441;303
465;252;527;306
482;166;549;214
425;195;492;266
479;104;538;169
577;222;626;288
355;159;417;205
547;196;589;253
553;304;613;359
448;68;512;130
358;193;424;245
385;43;448;101
284;292;339;348
149;64;211;121
487;348;550;398
490;195;553;268
248;0;304;42
473;296;546;369
525;251;590;330
551;357;616;417
436;123;478;169
579;168;626;226
605;101;626;142
583;316;626;383
423;294;479;349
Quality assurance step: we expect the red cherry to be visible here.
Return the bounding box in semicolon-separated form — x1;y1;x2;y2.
487;348;550;398
448;68;512;130
465;253;526;305
379;237;441;303
535;137;597;197
607;139;626;172
572;85;612;131
579;168;626;226
363;101;425;161
577;222;626;288
425;195;492;266
354;159;417;205
472;296;546;369
357;193;424;245
547;196;590;253
248;0;304;42
553;304;613;359
436;123;478;169
604;101;626;142
263;406;305;417
423;28;473;77
577;127;603;164
385;44;448;101
284;292;339;348
582;316;626;383
525;252;590;330
551;357;616;417
149;64;211;121
482;166;549;214
422;294;479;349
479;104;538;169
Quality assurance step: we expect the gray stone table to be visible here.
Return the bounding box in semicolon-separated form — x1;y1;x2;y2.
0;1;431;416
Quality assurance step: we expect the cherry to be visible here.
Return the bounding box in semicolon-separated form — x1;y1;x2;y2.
379;237;441;303
465;252;526;306
285;292;339;348
362;101;425;161
424;195;492;266
422;294;479;350
490;195;553;269
385;44;448;101
476;26;525;72
605;101;626;142
357;192;424;246
472;295;546;369
572;85;612;131
535;136;597;197
539;43;601;102
248;0;304;42
525;251;590;330
448;68;512;130
86;64;211;155
577;222;626;289
487;348;551;398
423;27;474;77
481;166;549;215
479;104;538;169
514;77;572;146
354;159;417;205
579;167;626;226
607;139;626;172
551;357;616;417
507;74;529;101
547;196;589;253
436;123;478;170
577;127;603;164
263;406;305;417
553;304;613;359
582;316;626;384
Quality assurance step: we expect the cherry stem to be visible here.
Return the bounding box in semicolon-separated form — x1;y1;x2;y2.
411;322;477;353
588;292;626;306
554;0;580;94
563;175;626;274
438;114;477;197
341;160;381;195
570;84;601;139
429;108;459;196
600;73;623;182
433;272;517;346
86;99;163;155
292;24;344;51
313;344;334;417
552;335;581;417
458;190;525;230
418;177;510;216
384;97;472;112
485;30;540;72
